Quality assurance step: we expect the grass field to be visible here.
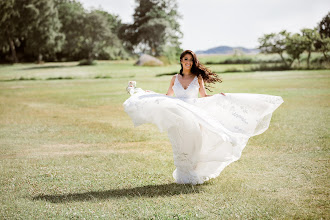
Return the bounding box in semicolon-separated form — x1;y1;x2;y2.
0;60;329;219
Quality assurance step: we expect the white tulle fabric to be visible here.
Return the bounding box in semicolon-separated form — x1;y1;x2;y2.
123;74;283;184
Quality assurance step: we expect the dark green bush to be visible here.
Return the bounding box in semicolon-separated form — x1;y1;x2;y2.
78;59;96;66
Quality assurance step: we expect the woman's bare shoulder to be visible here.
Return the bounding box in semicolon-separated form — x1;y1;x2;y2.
169;74;177;84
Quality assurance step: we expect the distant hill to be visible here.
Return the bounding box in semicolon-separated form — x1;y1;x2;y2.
196;46;259;55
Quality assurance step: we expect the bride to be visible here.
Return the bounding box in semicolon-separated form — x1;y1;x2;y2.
124;50;283;185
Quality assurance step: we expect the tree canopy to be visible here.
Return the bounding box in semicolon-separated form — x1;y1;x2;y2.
315;12;330;61
119;0;182;57
0;0;182;63
258;31;289;66
0;0;63;62
24;0;64;63
258;12;330;67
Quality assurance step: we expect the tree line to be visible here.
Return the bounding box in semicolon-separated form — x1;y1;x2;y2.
258;12;330;68
0;0;182;63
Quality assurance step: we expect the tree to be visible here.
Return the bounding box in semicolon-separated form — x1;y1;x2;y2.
318;11;330;38
24;0;64;62
120;0;182;57
0;0;37;62
258;30;290;66
0;0;64;63
285;33;307;66
55;0;86;60
0;0;20;62
315;12;330;61
93;9;130;60
301;28;319;68
56;1;127;61
79;10;115;62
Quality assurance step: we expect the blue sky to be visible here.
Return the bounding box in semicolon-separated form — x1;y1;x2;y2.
79;0;330;51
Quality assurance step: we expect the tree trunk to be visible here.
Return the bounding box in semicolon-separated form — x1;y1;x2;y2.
289;59;294;67
279;52;288;67
320;40;329;61
151;47;156;56
322;50;329;61
37;53;43;64
150;42;156;56
307;50;311;69
9;38;18;63
88;51;93;62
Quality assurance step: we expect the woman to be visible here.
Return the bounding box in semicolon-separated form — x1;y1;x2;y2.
124;50;283;185
166;50;224;97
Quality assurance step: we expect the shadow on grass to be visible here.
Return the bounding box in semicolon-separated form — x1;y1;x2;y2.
0;76;74;81
155;72;177;77
21;65;77;70
33;183;203;203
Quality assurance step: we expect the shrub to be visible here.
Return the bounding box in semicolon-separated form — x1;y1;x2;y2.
78;59;96;66
251;64;291;71
142;60;164;66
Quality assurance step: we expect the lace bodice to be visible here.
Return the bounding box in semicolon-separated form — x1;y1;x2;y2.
172;74;200;99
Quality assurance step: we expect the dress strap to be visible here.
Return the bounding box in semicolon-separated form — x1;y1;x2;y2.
174;74;179;84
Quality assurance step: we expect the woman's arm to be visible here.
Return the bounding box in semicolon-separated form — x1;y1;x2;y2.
198;75;210;97
198;75;225;97
166;75;176;96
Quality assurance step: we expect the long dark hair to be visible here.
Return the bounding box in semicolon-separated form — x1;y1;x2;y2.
179;50;222;91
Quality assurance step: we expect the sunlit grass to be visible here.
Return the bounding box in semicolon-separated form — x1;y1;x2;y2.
0;61;329;219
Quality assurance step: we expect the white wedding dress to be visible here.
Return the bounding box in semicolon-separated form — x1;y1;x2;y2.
123;74;283;184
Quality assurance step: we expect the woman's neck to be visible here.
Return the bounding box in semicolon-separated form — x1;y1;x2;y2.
182;70;192;76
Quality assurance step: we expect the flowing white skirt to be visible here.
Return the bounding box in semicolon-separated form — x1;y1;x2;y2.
123;91;283;184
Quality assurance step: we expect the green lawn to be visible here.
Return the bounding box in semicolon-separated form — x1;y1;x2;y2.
0;61;329;219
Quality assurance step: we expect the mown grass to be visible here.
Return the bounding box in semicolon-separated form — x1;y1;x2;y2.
0;60;329;219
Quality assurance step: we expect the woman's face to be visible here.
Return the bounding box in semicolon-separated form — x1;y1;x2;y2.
181;53;193;71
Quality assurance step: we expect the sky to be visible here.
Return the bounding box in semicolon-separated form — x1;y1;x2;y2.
79;0;330;51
